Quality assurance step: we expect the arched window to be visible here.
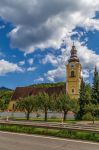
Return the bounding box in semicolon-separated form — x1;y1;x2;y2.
72;89;75;93
71;71;75;77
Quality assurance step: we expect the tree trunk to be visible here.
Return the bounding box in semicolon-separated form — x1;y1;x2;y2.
45;108;47;121
26;112;30;120
63;110;67;121
92;113;95;124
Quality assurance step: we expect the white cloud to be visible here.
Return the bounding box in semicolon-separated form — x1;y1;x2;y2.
34;77;44;83
82;18;99;31
96;62;99;71
0;0;99;82
27;67;36;72
45;66;66;82
0;59;23;75
42;54;58;66
82;69;90;79
28;58;34;65
19;60;25;66
0;0;99;53
45;38;99;82
73;42;99;71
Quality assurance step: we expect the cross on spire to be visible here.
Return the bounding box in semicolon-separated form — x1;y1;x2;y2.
73;41;74;46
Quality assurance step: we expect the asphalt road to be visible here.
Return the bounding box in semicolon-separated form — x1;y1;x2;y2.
0;132;99;150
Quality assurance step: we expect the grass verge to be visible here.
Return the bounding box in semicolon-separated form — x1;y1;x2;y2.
0;124;99;142
13;117;78;124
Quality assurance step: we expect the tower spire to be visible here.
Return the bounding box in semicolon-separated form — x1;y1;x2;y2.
68;43;79;63
73;41;74;46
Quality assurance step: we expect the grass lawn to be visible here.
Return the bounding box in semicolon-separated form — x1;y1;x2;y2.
12;117;78;124
0;124;98;142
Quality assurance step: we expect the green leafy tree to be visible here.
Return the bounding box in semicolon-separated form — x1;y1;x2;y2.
77;79;92;120
84;84;92;104
0;99;7;112
16;96;36;120
77;79;86;120
0;99;8;117
36;92;51;121
92;66;99;104
84;103;99;124
70;100;79;119
0;90;13;106
0;90;13;117
30;82;65;88
54;94;72;121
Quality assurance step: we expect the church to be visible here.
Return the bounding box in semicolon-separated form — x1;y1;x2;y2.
66;44;82;99
9;44;82;110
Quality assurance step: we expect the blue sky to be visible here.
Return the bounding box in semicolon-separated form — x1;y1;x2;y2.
0;0;99;89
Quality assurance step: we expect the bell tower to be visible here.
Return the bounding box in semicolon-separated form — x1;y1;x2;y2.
66;44;82;100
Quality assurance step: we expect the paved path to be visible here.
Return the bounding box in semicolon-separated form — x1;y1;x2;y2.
0;131;99;150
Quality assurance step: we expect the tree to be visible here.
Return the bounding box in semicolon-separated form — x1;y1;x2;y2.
70;100;79;119
30;82;65;88
84;103;99;124
0;99;8;118
54;93;72;121
77;79;86;120
16;96;36;120
77;79;92;120
84;84;92;104
0;90;13;108
36;92;51;121
92;66;99;104
0;99;7;112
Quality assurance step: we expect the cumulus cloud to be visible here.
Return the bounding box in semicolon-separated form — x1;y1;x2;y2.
34;77;44;83
45;66;66;82
0;0;99;53
82;18;99;31
42;53;58;66
45;38;99;82
0;0;99;83
0;59;23;75
96;62;99;71
28;58;34;65
27;67;37;72
19;60;25;66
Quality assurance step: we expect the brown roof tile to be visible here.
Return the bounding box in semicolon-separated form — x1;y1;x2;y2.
11;85;65;101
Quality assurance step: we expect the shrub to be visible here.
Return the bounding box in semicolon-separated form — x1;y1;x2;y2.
50;116;57;119
82;112;93;121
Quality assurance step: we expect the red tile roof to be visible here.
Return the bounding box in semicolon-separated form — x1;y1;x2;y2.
11;85;65;101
